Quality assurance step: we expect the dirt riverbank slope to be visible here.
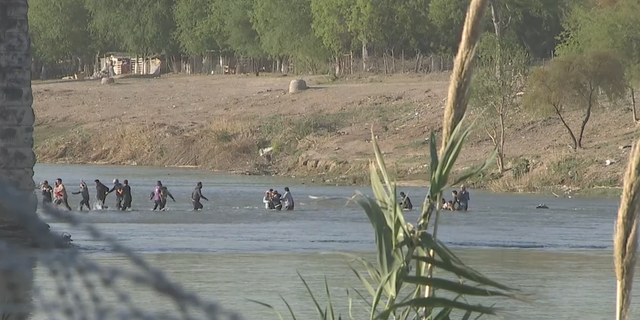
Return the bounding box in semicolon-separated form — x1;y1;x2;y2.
33;73;637;197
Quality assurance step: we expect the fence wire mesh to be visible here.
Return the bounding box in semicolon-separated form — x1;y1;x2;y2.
0;177;242;320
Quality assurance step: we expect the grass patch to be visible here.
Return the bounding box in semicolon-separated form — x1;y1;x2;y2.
397;140;429;149
33;125;76;148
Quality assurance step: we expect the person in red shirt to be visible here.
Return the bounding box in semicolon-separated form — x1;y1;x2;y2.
54;178;72;210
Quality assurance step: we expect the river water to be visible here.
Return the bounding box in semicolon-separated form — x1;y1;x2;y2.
31;164;637;319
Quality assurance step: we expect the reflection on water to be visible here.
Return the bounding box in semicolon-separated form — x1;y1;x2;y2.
31;164;634;319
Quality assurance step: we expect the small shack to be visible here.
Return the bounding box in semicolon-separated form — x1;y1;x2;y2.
99;53;162;75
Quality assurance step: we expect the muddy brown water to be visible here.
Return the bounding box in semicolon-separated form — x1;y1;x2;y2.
32;164;639;319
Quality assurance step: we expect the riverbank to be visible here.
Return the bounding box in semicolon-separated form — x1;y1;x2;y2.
33;73;633;198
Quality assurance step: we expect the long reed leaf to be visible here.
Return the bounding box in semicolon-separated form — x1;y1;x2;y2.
280;294;299;320
352;288;373;308
324;276;336;320
376;297;497;320
246;299;287;320
450;147;497;188
370;271;398;320
371;129;394;192
433;307;453;320
342;253;382;281
403;276;514;298
418;233;464;265
298;271;327;320
346;289;355;320
412;256;513;291
346;263;378;298
429;133;441;194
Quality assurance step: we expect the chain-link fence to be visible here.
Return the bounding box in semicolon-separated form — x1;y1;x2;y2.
0;177;242;320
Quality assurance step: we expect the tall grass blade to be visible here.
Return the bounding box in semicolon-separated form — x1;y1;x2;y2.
614;139;640;320
352;288;373;307
418;233;464;265
246;299;287;320
371;129;394;191
433;307;453;320
342;252;382;281
376;297;497;320
280;294;299;320
324;276;336;320
429;132;441;194
298;271;327;320
346;289;356;320
412;256;513;291
461;310;473;320
346;262;377;297
403;276;515;298
450;147;497;188
369;270;397;320
437;122;473;184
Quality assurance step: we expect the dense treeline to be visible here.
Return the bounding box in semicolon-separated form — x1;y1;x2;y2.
29;0;576;75
27;0;640;177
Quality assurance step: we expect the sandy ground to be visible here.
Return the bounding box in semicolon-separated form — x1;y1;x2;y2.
32;73;638;194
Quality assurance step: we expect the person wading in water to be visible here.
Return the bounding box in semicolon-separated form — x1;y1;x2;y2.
191;182;209;211
159;184;176;210
282;187;294;210
72;181;91;211
41;181;53;206
54;178;72;211
108;179;124;210
94;179;110;209
121;180;132;211
150;181;163;211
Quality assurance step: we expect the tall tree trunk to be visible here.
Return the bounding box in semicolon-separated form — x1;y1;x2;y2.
0;1;39;319
489;1;502;39
577;89;595;148
498;111;506;174
628;85;640;124
553;104;578;150
362;40;368;72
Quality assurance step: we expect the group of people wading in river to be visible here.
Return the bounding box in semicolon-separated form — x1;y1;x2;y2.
263;187;294;211
40;178;210;212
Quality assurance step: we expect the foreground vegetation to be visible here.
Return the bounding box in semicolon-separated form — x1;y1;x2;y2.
247;1;640;319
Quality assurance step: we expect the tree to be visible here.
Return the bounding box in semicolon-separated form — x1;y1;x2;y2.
208;0;263;58
489;0;572;58
173;0;219;55
428;0;470;54
86;0;176;57
558;0;640;123
567;51;627;148
29;0;92;66
525;62;578;149
310;0;356;71
525;51;626;150
472;34;529;173
386;0;432;54
250;0;328;73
